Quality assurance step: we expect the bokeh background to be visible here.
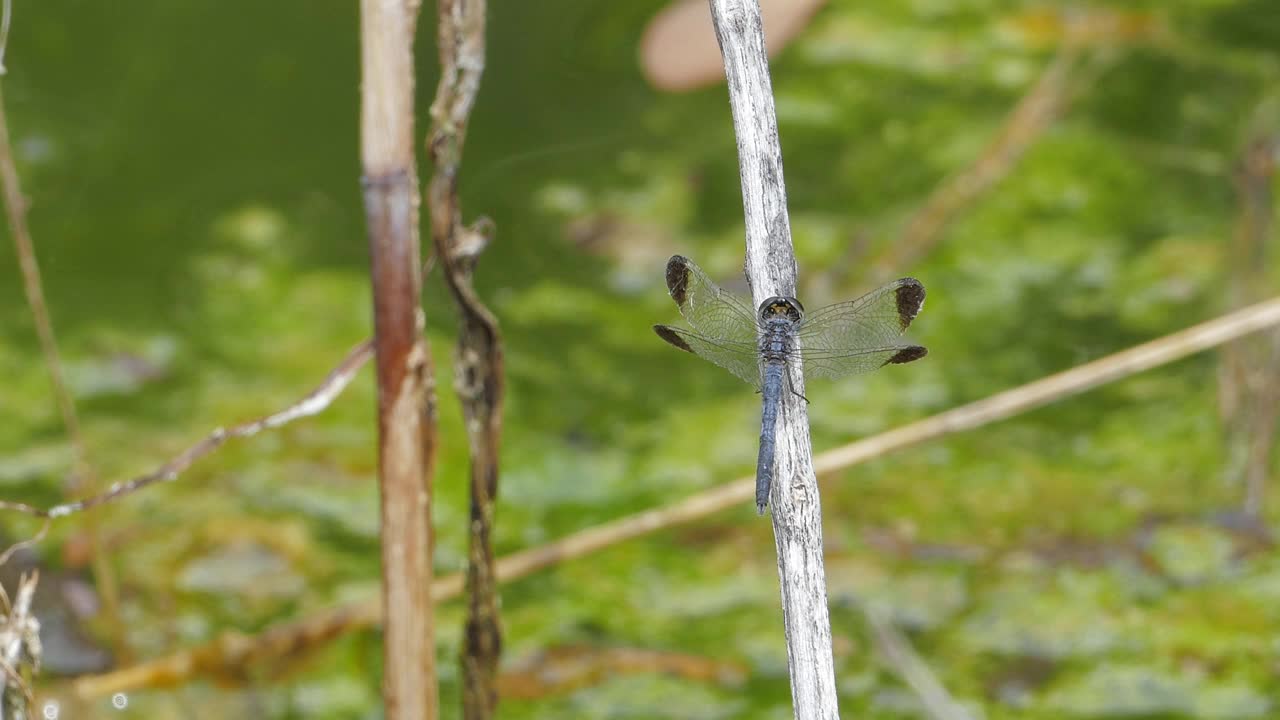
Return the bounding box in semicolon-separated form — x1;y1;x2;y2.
2;1;1279;718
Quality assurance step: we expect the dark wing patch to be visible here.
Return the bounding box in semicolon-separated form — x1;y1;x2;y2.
886;345;928;365
793;277;928;380
652;324;761;387
665;255;692;305
801;345;926;379
796;277;924;355
662;255;758;343
653;324;694;353
893;278;926;330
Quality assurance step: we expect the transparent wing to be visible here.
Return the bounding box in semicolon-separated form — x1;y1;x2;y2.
795;278;927;380
663;255;759;344
797;277;924;352
654;325;762;388
800;344;927;379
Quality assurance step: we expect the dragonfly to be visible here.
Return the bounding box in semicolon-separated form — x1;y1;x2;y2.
653;255;927;514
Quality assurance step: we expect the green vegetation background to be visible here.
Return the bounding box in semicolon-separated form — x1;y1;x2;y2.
1;1;1278;718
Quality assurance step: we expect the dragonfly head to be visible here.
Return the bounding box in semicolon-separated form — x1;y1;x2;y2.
758;296;804;324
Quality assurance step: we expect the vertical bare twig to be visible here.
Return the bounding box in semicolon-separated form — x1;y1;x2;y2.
0;89;85;487
0;0;10;75
427;2;502;718
360;0;437;717
1221;130;1279;516
707;0;838;716
0;573;40;720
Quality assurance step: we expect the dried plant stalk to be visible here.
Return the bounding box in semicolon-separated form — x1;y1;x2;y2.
360;0;437;717
426;1;502;718
1220;132;1278;516
864;606;974;720
0;573;40;720
0;340;373;521
706;0;838;715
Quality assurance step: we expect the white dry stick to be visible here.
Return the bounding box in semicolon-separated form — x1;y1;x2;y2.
0;573;39;720
865;607;974;720
707;0;838;717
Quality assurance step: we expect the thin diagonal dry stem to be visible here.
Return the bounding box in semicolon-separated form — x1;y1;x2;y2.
0;78;125;659
0;254;436;526
864;49;1079;284
0;86;88;485
426;1;502;717
0;339;373;522
69;289;1280;697
0;523;46;569
864;606;974;720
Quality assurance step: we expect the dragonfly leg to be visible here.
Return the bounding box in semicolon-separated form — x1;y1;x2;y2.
784;370;809;404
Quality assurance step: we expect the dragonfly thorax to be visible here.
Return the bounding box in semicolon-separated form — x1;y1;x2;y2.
757;296;803;363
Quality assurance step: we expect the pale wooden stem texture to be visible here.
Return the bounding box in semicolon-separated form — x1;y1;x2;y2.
360;0;437;717
708;0;838;717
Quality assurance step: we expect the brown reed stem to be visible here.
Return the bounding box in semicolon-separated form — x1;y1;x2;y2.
425;1;502;717
360;0;437;715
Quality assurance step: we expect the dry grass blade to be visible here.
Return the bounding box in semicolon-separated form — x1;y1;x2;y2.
0;85;91;495
865;49;1080;283
865;606;974;720
0;340;373;524
0;250;440;526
